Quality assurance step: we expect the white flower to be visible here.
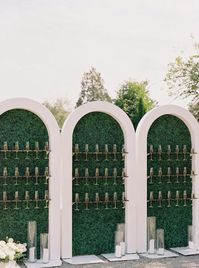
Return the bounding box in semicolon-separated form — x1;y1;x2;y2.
7;242;18;252
16;243;27;253
7;238;14;244
0;248;6;259
0;241;6;246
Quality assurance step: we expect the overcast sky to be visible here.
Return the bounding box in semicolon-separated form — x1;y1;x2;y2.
0;0;198;108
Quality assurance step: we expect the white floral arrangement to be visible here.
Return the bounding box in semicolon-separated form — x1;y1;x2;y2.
0;237;27;263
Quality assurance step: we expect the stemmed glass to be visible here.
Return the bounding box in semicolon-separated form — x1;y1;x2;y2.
175;191;179;207
122;192;125;209
44;167;49;185
35;141;39;160
158;167;162;184
183;145;187;161
85;144;89;161
74;144;79;161
104;168;108;185
149;145;153;161
95;193;99;210
74;168;79;186
104;144;109;161
3;191;8;210
158;191;162;208
14;167;19;186
85;193;89;210
3;142;8;160
167;167;171;184
105;192;109;209
176;167;179;183
25;167;30;185
3;167;8;186
176;145;179;161
113;192;117;209
44;142;49;159
113;168;117;185
122;168;125;184
122;144;125;161
35;167;39;185
84;168;89;186
149;167;153;184
74;193;79;211
14;191;19;210
149;191;153;208
183;190;187;206
167;191;171;207
95;168;99;185
113;144;117;161
35;191;39;209
95;144;99;161
25;141;30;160
167;145;171;161
44;190;49;208
183;167;187;183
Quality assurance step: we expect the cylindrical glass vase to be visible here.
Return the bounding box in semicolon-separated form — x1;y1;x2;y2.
157;229;164;255
117;223;125;255
40;233;49;263
114;231;122;258
188;225;194;249
147;216;156;254
27;221;37;262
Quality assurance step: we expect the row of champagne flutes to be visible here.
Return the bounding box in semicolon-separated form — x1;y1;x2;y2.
73;167;126;185
73;192;126;210
73;144;126;161
148;145;195;161
1;190;49;209
148;190;194;208
0;166;49;185
148;167;194;184
0;141;49;159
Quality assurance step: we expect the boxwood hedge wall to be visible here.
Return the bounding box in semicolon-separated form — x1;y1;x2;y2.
72;112;125;256
147;115;192;248
0;109;49;257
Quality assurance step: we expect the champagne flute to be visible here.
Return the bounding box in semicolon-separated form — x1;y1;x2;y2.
3;167;8;186
167;191;171;207
95;144;99;161
183;145;187;161
113;168;117;185
104;168;108;185
74;168;79;186
104;144;109;161
105;192;109;209
113;192;117;209
35;167;39;185
25;167;30;185
122;144;125;161
175;191;179;207
85;144;89;161
75;193;79;211
149;191;153;208
44;190;49;208
149;145;153;161
149;167;153;184
122;192;125;209
44;142;49;159
113;144;117;161
44;167;49;185
84;168;89;186
14;191;19;210
85;193;89;210
95;168;99;185
158;145;162;161
167;145;171;161
183;190;187;206
167;167;171;184
158;191;162;208
3;142;8;160
3;191;8;210
14;167;19;186
25;141;30;159
74;144;79;161
95;193;99;210
35;191;39;209
176;145;179;161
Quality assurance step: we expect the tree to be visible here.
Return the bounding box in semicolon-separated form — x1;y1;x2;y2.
165;46;199;120
76;67;112;107
43;98;70;128
114;80;156;128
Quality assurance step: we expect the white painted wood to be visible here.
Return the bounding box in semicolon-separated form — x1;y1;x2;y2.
63;255;104;265
61;101;136;258
0;98;61;264
136;105;199;253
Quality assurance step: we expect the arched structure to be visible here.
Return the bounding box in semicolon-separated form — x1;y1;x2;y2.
61;101;136;259
0;98;61;266
136;105;199;253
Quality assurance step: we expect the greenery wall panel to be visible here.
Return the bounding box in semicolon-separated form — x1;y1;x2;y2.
147;115;192;248
0;109;49;257
72;112;125;256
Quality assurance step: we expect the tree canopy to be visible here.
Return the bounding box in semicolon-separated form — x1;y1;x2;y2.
43;98;70;128
76;67;112;107
114;80;156;128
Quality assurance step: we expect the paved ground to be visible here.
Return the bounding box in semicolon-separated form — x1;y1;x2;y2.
60;255;199;268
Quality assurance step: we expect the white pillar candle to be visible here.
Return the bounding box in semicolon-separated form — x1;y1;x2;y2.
189;241;194;249
149;239;155;254
115;245;122;258
29;247;35;262
120;242;125;255
42;248;49;263
158;248;164;255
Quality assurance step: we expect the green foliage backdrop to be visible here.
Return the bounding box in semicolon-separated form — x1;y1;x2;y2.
72;112;125;255
147;115;192;248
0;109;49;257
